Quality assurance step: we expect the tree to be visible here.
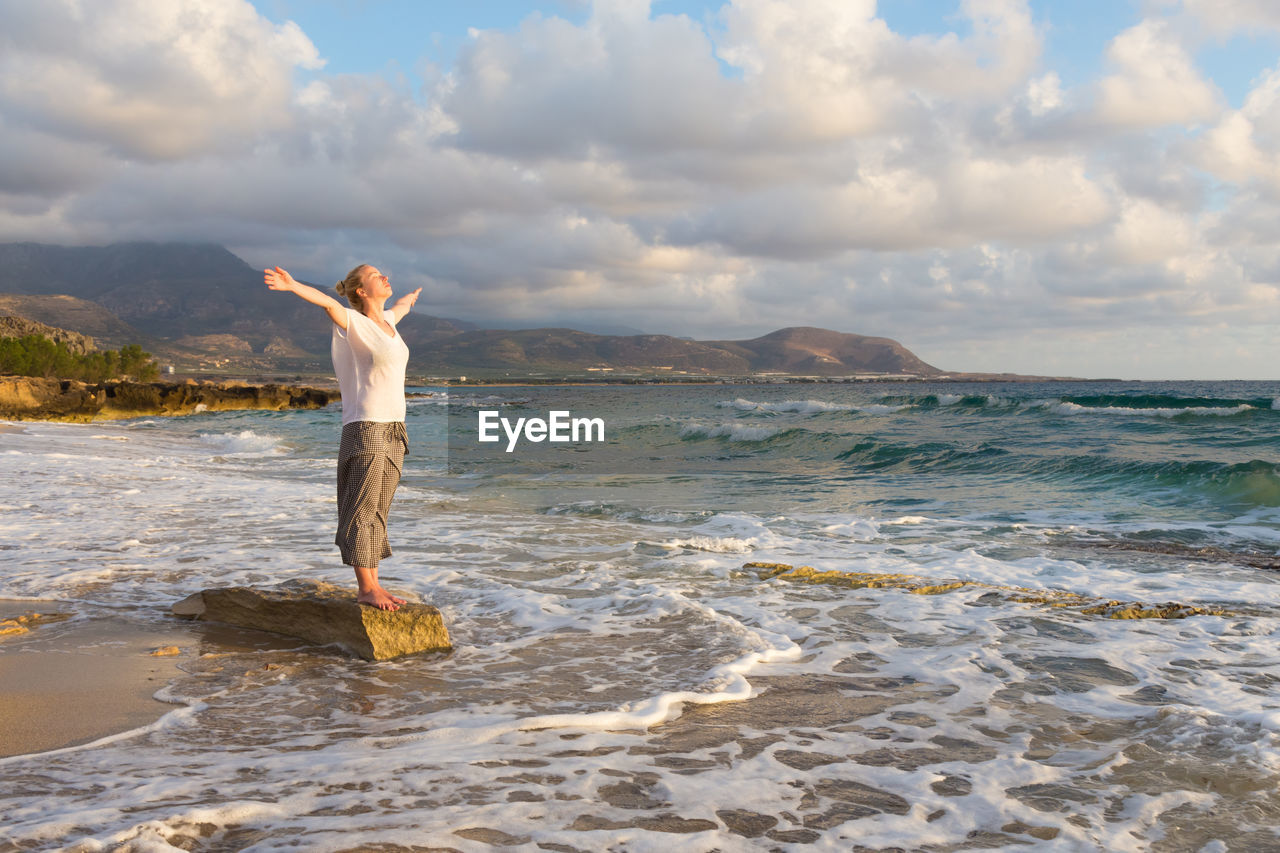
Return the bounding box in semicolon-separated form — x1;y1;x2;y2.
0;335;160;382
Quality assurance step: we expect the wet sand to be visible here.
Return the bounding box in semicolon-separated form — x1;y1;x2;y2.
0;600;195;759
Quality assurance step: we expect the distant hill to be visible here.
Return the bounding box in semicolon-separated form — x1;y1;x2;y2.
415;328;753;373
0;242;475;357
412;326;942;376
0;242;943;377
712;327;941;376
0;312;96;355
0;293;146;351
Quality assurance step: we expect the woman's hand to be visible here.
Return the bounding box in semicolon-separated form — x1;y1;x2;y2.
264;266;298;292
263;266;349;328
391;287;422;322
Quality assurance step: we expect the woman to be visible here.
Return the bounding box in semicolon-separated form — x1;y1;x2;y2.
265;264;422;611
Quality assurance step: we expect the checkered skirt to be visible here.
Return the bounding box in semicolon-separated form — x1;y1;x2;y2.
335;421;408;568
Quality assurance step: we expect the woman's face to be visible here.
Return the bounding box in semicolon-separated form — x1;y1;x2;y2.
359;267;393;302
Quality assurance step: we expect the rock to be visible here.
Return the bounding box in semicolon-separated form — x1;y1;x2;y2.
746;561;1230;620
171;578;451;662
0;376;337;421
0;314;95;354
0;611;73;639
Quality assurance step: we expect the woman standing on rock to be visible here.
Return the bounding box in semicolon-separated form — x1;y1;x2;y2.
265;264;421;611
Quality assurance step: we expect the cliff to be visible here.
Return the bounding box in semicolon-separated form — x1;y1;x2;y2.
0;314;96;355
0;377;337;422
0;293;145;351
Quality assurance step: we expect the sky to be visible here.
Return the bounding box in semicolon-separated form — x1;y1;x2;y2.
2;1;1280;379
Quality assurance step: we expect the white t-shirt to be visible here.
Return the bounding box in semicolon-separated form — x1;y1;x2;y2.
331;308;409;425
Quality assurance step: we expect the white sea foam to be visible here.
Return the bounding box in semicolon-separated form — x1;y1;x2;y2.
718;397;907;415
197;429;287;456
1047;401;1254;418
719;397;848;413
679;422;779;441
656;535;756;553
820;518;881;540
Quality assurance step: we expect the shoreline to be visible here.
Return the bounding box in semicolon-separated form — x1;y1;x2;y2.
0;600;196;760
0;376;338;423
0;374;1143;422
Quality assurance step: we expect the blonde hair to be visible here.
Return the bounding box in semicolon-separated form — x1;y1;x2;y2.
335;264;371;310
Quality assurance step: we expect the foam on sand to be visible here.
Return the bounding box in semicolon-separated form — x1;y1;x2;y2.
0;607;196;760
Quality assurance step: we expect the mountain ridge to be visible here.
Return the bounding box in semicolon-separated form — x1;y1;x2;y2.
0;241;945;377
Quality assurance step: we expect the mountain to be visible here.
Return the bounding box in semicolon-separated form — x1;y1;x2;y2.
411;326;942;376
713;327;941;376
0;242;476;357
0;242;941;377
414;328;752;373
0;293;148;351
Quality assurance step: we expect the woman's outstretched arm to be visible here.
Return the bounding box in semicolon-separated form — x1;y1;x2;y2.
264;266;349;330
390;287;423;324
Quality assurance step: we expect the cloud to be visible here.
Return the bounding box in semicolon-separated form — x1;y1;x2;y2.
1;0;1279;378
1180;0;1280;37
1197;64;1280;193
1093;20;1221;129
0;0;322;160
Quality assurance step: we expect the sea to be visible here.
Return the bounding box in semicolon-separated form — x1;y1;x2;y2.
2;380;1280;852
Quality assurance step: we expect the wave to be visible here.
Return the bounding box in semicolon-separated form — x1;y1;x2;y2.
1046;399;1257;419
718;398;908;415
652;536;757;553
1023;456;1280;508
836;439;1011;472
872;392;1274;419
197;430;286;456
877;393;1015;409
834;437;1280;507
1059;393;1272;411
679;423;782;442
541;502;716;524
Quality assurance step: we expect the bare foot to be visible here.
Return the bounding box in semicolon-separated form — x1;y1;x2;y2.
382;588;407;605
357;588;401;611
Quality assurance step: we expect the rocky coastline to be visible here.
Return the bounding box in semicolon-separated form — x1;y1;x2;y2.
0;375;338;422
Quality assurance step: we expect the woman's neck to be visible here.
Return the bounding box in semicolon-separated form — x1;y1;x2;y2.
361;302;388;324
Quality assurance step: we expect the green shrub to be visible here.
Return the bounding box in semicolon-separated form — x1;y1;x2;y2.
0;335;159;382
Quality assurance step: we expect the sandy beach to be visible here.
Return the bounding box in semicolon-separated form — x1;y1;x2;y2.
0;600;195;759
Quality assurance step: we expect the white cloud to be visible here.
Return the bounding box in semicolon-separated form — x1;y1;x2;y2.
1197;64;1280;192
2;0;1280;378
1024;72;1063;116
1103;198;1195;266
1094;20;1220;129
1180;0;1280;37
0;0;322;160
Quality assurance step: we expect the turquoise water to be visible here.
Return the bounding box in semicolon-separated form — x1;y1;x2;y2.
444;381;1280;520
2;380;1279;850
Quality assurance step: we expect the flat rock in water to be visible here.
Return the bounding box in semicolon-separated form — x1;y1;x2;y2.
171;578;451;661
